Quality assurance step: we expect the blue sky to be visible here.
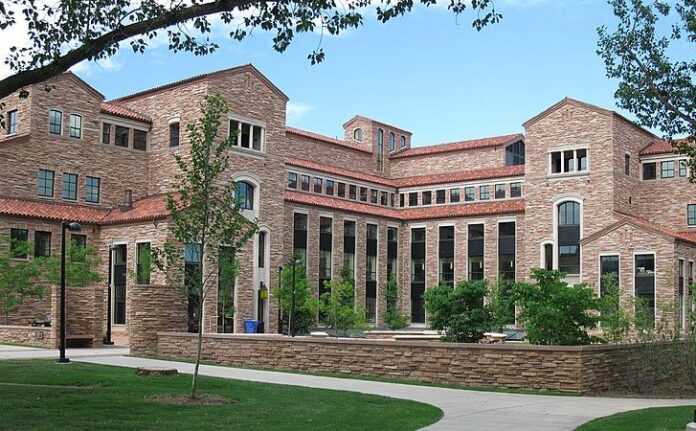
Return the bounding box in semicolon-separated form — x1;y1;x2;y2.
72;0;626;146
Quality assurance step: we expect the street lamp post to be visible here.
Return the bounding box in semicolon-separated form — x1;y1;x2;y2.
104;244;116;345
58;221;81;364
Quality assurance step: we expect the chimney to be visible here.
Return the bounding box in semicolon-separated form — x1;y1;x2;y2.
121;189;133;211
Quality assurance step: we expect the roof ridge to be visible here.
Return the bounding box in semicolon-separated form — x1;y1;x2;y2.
391;133;523;159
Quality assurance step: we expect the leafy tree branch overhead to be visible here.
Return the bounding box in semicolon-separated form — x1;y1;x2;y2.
0;0;501;99
598;0;695;180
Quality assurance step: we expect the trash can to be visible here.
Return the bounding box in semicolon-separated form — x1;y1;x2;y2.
244;319;259;334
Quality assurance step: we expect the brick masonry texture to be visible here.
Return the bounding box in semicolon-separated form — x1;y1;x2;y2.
155;332;684;394
1;65;695;349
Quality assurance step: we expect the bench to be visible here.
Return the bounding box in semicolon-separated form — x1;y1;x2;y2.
66;334;93;348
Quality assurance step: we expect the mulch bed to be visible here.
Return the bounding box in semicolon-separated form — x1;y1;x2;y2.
148;394;233;406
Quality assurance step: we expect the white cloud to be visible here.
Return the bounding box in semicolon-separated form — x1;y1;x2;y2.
286;101;316;124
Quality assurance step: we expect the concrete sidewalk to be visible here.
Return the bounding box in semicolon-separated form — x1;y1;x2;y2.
71;353;695;431
0;344;129;360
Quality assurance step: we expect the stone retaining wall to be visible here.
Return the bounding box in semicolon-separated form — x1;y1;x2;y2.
129;285;188;356
0;325;54;347
154;333;680;393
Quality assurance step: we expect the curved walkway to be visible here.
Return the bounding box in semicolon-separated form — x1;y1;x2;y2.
1;345;694;430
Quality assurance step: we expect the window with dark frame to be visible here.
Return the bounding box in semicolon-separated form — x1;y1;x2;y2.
343;220;356;280
236;182;254;210
643;162;657;180
258;232;266;269
69;114;82;138
10;228;28;259
360;187;368;202
680;160;688;177
349;184;357;200
7;110;18;135
325;179;335;196
550;148;588;174
510;182;522;198
115;125;129;147
436;189;446;204
63;173;78;201
71;234;87;249
661;161;674;178
49;110;62;135
625;154;630;175
400;193;405;207
410;228;426;323
133;130;147;151
450;188;460;203
34;231;52;258
370;189;378;204
422;190;432;205
498;222;516;324
505;141;525;166
438;226;455;287
388;132;395;152
600;255;619;296
480;185;490;200
400;135;406;148
301;175;310;191
635;254;655;327
85;176;101;203
169;122;180;147
101;122;111;144
184;243;202;333
365;223;378;322
38;169;54;197
465;186;475;202
558;201;580;275
468;224;484;281
688;204;696;226
319;218;332;295
380;191;388;206
287;172;297;189
337;182;346;198
313;177;322;193
136;242;151;285
409;192;418;206
494;184;506;199
293;213;308;267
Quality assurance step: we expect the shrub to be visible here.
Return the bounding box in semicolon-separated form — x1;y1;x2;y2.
597;274;632;343
513;269;601;345
320;267;366;336
424;280;492;343
275;259;320;335
383;274;409;330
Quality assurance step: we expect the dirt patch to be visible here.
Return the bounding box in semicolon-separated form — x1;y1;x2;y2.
148;393;233;406
591;382;696;399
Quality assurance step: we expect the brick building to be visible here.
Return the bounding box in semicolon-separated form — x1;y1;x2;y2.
1;64;694;346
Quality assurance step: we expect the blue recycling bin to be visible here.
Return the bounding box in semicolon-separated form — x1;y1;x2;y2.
244;319;259;334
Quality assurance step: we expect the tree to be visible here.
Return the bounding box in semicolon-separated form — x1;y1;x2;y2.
513;269;602;346
383;274;408;330
320;266;365;337
39;242;103;288
0;0;501;100
597;274;632;343
0;235;42;324
151;93;259;399
424;280;493;343
275;257;321;336
598;0;695;180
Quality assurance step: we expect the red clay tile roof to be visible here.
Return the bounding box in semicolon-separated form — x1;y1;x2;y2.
395;165;525;188
638;139;694;156
100;102;152;124
581;211;696;246
0;194;172;226
677;231;696;244
390;134;523;159
286;158;393;187
285;190;525;221
286;127;372;153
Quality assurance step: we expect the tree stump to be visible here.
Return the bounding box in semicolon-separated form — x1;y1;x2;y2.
136;367;179;377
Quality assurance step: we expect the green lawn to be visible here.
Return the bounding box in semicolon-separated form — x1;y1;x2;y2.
0;360;442;431
576;406;696;431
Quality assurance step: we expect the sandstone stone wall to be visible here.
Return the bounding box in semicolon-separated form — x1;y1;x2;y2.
0;325;53;348
128;285;188;356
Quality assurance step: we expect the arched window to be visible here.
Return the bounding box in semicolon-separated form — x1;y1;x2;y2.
353;128;362;142
400;135;406;148
388;132;395;152
505;141;525;166
236;181;254;210
557;201;580;275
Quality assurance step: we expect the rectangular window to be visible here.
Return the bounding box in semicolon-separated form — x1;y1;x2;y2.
293;213;308;267
494;184;506;199
301;175;310;191
313;177;322;193
468;224;484;281
7;110;18;135
85;176;101;203
10;228;28;259
679;160;688;177
599;255;619;296
229;119;264;151
325;180;335;196
450;188;460;203
115;125;129;147
38;169;54;197
464;186;475;202
240;123;251;148
49;110;62;135
510;182;522;198
635;254;655;327
258;232;266;268
69;114;82;138
498;222;515;282
409;192;418;206
136;242;151;285
387;227;398;310
184;243;202;333
287;172;297;189
411;228;426;324
349;184;357;200
550;148;589;174
439;226;455;287
133;130;147;151
34;231;51;258
422;191;432;205
62;173;78;201
436;189;446;204
625;154;630;175
381;191;388;206
370;189;378;204
400;193;405;207
366;223;378;323
390;193;395;207
71;234;87;249
343;220;356;280
101;122;111;144
337;182;346;198
661;161;674;178
479;185;490;200
643;162;657;180
169;122;180;147
688;204;696;226
360;187;368;202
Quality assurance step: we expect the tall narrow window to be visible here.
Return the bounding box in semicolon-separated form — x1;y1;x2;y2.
325;180;335;196
34;231;51;258
133;130;147;151
464;186;475;202
184;243;202;333
337;182;346;198
387;226;398;296
436;189;446;204
49;110;62;135
136;242;151;285
218;246;235;333
353;128;362;142
679;160;688;177
360;187;368;202
557;201;580;275
505;141;525;165
635;254;655;327
349;184;357;200
468;224;484;281
543;243;553;270
236;182;254;210
411;228;426;323
319;217;332;296
450;188;460;203
688;204;696;226
370;189;378;204
69;114;82;138
38;169;54;197
7;110;18;135
241;123;251;148
376;129;384;172
498;222;516;282
600;255;619;296
101;122;111;144
344;221;356;280
400;135;406;148
625;154;631;175
366;223;378;323
293;213;308;266
169;122;180;147
400;193;405;207
63;173;78;201
439;226;455;287
85;176;101;203
313;177;322;193
301;175;310;191
258;232;266;269
287;172;298;189
479;185;490;200
10;228;28;259
388;132;395;152
115;125;129;147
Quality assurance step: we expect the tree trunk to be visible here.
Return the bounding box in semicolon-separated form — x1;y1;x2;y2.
190;297;205;399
